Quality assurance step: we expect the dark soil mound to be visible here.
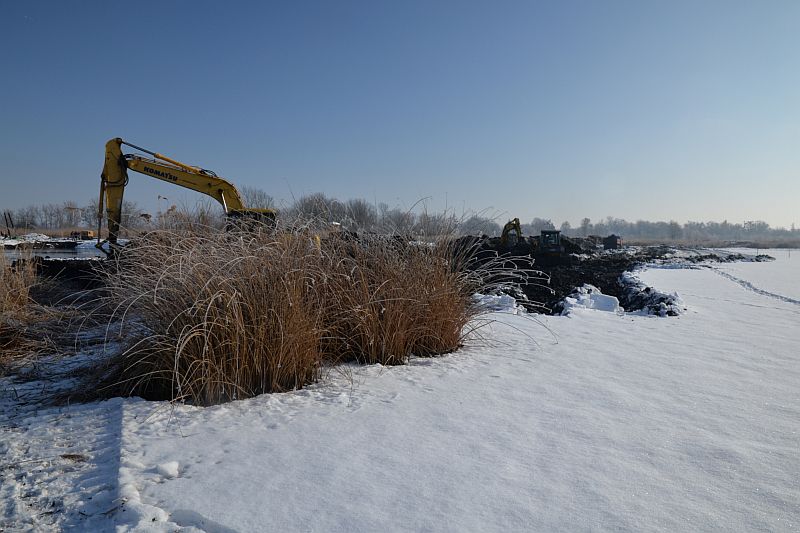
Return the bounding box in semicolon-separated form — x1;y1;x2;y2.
13;258;106;305
454;239;709;315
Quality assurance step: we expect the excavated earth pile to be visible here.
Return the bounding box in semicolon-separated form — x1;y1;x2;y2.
455;239;769;315
15;258;106;306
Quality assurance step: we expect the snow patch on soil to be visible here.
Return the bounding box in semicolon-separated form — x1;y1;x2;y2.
473;292;523;314
560;284;622;315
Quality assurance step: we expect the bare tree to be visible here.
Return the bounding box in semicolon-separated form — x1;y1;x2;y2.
14;205;40;230
346;198;377;231
291;193;332;220
119;200;145;234
40;203;65;229
287;193;351;226
743;220;770;235
580;217;592;237
523;217;555;235
379;207;416;233
459;215;501;236
668;220;683;240
240;186;275;209
415;211;457;238
82;199;101;228
62;201;82;228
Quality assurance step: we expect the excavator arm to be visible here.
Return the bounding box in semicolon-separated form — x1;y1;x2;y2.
98;138;275;253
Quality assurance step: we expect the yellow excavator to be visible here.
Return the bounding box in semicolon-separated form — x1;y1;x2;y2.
500;218;523;248
97;138;275;254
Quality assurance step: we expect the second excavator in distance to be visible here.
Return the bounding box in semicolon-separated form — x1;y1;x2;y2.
97;137;275;254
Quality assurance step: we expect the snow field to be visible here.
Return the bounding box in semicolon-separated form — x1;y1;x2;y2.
0;398;124;531
712;248;800;302
1;251;799;532
114;264;799;532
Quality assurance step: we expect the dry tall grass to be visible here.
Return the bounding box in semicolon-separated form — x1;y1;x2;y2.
102;229;322;403
100;225;489;405
319;236;476;365
0;254;39;372
0;255;35;314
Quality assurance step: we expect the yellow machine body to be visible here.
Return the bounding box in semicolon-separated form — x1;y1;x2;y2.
98;138;275;252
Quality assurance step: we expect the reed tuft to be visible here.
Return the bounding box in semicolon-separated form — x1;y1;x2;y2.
100;225;491;405
0;254;40;372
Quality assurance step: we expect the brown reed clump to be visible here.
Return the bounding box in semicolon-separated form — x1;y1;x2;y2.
99;225;485;405
0;254;36;316
0;254;40;372
318;235;478;365
101;227;325;404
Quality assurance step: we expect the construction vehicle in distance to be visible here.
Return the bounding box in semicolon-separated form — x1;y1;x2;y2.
536;229;568;265
603;234;623;250
70;230;95;240
497;218;572;265
97;138;275;254
500;218;523;248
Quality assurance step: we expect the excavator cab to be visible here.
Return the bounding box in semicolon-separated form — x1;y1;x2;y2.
535;229;569;265
540;230;562;250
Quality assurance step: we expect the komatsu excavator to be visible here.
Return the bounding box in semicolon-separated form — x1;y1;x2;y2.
97;138;275;254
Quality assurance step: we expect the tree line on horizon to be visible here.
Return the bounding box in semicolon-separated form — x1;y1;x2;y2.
2;188;797;243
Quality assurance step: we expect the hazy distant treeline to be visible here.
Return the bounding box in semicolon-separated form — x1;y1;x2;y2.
556;216;799;243
451;214;798;243
2;200;145;233
2;189;798;244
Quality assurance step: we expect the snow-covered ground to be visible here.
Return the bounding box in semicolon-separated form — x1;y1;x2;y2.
2;251;799;532
2;234;109;259
1;233;53;247
713;248;800;303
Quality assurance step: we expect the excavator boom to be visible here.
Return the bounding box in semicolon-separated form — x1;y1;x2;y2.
125;156;245;212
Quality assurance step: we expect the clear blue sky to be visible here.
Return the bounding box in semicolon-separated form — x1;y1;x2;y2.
1;0;798;228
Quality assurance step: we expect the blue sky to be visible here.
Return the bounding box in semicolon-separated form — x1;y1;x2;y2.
1;1;798;228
